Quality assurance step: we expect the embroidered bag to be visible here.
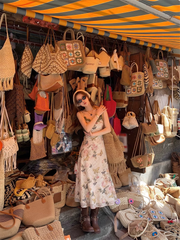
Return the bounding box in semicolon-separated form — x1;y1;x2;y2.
155;50;169;80
153;78;164;89
33;28;67;75
0;13;15;91
58;28;86;71
126;62;145;97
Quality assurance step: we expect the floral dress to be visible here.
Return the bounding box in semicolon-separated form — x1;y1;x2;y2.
74;116;117;209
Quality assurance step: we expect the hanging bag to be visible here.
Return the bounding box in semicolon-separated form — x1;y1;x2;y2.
125;62;145;97
112;77;128;108
33;28;67;74
0;13;15;91
122;111;139;130
20;44;34;78
131;124;155;169
46;93;55;139
103;85;116;118
155;50;169;80
58;28;86;71
113;113;121;136
98;47;110;68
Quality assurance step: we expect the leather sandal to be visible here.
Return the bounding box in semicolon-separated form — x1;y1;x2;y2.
91;208;100;233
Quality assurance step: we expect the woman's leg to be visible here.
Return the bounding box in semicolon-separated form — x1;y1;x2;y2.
80;207;94;233
90;208;100;233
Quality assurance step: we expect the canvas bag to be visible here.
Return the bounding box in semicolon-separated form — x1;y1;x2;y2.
155;50;169;80
103;85;116;118
125;62;145;97
131;124;155;169
58;28;86;70
0;13;15;91
112;77;128;108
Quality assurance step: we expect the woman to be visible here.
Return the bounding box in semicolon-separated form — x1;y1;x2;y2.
73;89;116;233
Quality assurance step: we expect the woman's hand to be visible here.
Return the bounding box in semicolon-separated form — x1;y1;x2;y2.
84;131;93;136
96;105;107;117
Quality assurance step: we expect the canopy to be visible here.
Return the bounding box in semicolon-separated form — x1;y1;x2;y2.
0;0;180;51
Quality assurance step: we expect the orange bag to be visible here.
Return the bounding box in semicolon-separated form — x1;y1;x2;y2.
34;92;50;112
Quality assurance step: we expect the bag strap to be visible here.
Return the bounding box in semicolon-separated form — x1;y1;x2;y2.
0;208;22;230
152;100;161;116
158;50;164;60
146;93;155;122
76;32;85;45
63;28;75;40
0;13;9;37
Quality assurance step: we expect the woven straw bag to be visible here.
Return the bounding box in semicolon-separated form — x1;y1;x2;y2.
125;62;145;97
0;13;15;91
22;220;64;240
48;181;67;208
141;223;168;240
29;137;46;161
112;77;128;108
115;208;137;228
39;74;63;92
109;192;129;213
122;111;139;129
33;28;67;75
20;45;33;78
155;50;169;80
58;28;86;71
128;219;149;239
119;168;131;186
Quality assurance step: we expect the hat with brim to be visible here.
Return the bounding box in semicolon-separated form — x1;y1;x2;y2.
33;112;47;131
73;89;91;106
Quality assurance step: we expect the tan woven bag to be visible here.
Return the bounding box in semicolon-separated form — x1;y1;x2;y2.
33;28;67;75
0;13;15;91
20;45;33;78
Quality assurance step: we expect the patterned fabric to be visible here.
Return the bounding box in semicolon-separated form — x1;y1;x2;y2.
75;116;116;209
20;45;34;78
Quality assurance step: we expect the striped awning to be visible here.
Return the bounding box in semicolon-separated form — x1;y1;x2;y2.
0;0;180;51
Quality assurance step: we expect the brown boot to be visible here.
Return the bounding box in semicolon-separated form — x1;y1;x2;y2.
90;208;100;233
80;207;94;233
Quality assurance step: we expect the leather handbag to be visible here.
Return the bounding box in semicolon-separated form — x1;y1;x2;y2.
22;188;55;227
0;13;15;91
58;28;86;71
103;85;116;118
33;28;67;75
125;62;145;97
131;124;155;169
22;220;65;240
122;111;139;130
0;205;25;239
155;50;169;80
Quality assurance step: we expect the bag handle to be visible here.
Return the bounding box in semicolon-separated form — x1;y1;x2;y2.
158;50;164;60
152;100;161;116
0;208;23;230
76;32;85;45
146;93;155;122
32;223;54;236
0;13;9;37
63;28;75;40
130;62;138;73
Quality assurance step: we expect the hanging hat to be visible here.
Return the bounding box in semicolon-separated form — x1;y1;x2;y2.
73;89;91;106
33;112;47;131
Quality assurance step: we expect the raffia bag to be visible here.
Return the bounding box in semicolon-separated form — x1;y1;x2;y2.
20;45;34;78
58;28;86;70
39;74;63;92
22;220;64;240
103;127;126;188
112;77;128;108
109;191;129;213
155;50;169;80
0;13;15;91
131;125;155;169
48;181;67;208
29;137;46;161
33;28;67;75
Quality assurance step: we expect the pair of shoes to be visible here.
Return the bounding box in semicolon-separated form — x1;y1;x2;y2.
80;207;101;233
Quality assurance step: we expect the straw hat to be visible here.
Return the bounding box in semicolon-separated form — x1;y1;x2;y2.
73;89;90;106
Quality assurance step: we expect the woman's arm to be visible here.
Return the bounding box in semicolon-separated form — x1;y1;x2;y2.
87;110;111;137
77;105;106;133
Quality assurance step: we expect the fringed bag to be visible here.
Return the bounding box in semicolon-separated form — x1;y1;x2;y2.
103;127;126;188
